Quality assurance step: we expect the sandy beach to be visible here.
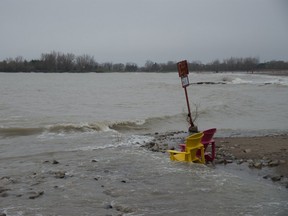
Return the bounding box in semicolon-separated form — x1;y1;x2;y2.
143;132;288;188
214;135;288;176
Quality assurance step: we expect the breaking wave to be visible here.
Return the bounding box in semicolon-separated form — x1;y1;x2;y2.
222;75;288;86
191;74;288;86
0;114;187;138
0;123;110;138
47;122;111;133
109;120;147;131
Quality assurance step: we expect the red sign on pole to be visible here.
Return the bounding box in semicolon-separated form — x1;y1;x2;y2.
177;60;189;77
177;60;194;129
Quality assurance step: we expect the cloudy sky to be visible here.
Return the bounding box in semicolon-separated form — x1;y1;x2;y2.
1;0;287;66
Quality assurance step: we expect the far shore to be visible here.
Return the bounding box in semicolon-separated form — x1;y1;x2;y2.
0;70;287;76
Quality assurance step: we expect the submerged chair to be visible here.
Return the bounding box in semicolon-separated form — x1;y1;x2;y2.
167;132;205;164
179;128;217;163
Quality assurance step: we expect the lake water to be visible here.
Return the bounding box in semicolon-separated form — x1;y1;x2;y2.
0;72;288;215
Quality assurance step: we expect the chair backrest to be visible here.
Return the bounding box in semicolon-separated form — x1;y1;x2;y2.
201;128;217;143
185;132;204;150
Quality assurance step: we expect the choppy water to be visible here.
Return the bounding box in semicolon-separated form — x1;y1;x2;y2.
0;72;288;215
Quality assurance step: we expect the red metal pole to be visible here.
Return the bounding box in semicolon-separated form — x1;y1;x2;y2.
184;86;194;127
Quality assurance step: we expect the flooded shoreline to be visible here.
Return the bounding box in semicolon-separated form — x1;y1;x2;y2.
142;131;288;188
1;132;288;216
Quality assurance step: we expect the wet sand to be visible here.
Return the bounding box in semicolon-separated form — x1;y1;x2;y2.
214;135;288;177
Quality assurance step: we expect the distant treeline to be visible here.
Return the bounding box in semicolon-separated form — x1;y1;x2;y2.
0;51;288;73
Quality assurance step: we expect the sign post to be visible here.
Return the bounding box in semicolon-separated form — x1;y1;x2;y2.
177;60;197;132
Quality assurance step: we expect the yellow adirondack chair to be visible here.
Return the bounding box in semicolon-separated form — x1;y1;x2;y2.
167;132;205;164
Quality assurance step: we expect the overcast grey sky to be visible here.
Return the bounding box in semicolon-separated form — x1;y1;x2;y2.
1;0;288;65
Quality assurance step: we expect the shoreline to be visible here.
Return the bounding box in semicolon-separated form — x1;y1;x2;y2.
142;131;288;188
0;132;287;215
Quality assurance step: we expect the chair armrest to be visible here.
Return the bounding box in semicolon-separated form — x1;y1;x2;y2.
167;150;188;154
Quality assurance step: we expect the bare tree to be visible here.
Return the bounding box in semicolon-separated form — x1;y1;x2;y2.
125;62;138;72
75;54;97;72
57;53;75;72
112;63;125;72
41;51;58;71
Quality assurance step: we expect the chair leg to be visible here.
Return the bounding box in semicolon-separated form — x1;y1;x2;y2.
202;142;215;162
205;154;212;162
211;141;215;161
201;143;210;162
200;147;206;164
170;154;175;161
